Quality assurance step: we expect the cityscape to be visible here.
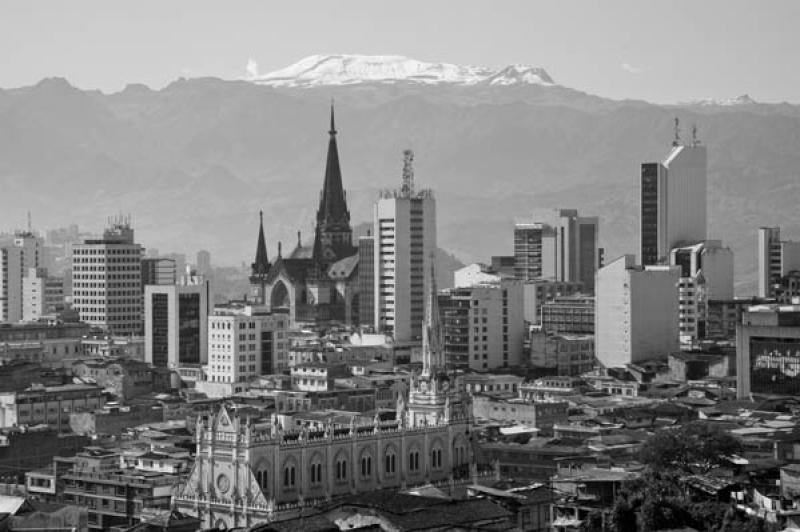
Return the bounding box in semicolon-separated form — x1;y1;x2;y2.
1;2;800;531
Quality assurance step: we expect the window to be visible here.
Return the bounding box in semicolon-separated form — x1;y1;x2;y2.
409;450;420;472
361;455;372;478
310;462;322;484
385;451;397;474
336;459;348;481
283;465;296;488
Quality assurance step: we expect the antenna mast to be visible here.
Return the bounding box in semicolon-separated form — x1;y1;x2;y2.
672;117;681;147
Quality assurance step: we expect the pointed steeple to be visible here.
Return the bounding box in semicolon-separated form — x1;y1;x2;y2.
421;256;444;378
317;101;349;226
251;210;270;276
313;101;353;262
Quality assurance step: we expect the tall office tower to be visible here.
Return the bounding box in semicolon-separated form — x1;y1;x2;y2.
13;232;42;271
22;267;66;321
640;121;708;265
72;219;143;335
0;247;23;322
206;305;289;394
669;241;734;344
141;258;177;287
196;250;211;275
374;150;436;342
552;209;600;293
513;222;555;281
357;234;375;326
144;274;210;368
595;255;680;368
439;279;524;371
757;226;800;298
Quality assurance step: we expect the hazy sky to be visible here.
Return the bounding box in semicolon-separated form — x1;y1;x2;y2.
1;0;798;103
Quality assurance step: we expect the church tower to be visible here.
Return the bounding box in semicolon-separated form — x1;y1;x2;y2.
250;211;271;304
313;103;355;264
404;258;471;428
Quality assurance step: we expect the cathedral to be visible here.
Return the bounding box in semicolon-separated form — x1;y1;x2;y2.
250;105;360;325
174;265;474;529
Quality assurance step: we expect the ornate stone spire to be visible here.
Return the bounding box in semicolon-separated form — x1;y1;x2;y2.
421;255;444;377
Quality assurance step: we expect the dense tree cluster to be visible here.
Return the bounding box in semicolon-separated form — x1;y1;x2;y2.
586;422;775;531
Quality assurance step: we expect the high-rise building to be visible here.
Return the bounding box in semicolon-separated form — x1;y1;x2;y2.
736;305;800;399
374;150;436;342
72;220;143;335
0;246;23;323
144;275;210;368
13;232;41;272
757;226;800;298
196;250;211;275
595;255;680;368
141;258;177;287
513;222;555;281
204;305;289;396
357;234;375;326
513;209;599;292
22;267;65;321
669;240;734;344
640;123;708;265
552;209;600;293
439;279;524;371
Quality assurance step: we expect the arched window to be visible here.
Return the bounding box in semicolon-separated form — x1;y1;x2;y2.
336;459;348;481
409;450;420;472
283;465;295;487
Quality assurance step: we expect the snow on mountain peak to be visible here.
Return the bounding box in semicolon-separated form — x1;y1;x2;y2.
247;54;555;88
681;94;758;106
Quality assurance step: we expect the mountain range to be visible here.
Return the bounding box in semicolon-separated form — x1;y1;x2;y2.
1;54;799;294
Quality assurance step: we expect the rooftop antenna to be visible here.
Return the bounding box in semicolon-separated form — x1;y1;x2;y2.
26;211;31;233
672;116;681;147
401;149;415;197
692;123;700;146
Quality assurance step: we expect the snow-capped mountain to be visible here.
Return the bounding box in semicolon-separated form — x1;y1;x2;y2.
248;54;555;87
680;94;758;106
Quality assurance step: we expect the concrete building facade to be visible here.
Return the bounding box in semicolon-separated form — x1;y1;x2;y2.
595;255;680;368
669;240;734;344
640;133;708;265
71;221;143;335
757;227;800;298
144;275;211;368
374;152;436;342
439;280;524;371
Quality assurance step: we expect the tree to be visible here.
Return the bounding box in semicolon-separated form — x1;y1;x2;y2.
640;421;741;473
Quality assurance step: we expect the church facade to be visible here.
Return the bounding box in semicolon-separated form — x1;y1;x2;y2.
174;266;475;529
250;106;360;326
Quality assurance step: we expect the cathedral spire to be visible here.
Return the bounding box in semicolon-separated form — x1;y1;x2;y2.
313;102;353;262
421;256;444;378
317;101;349;226
251;210;270;276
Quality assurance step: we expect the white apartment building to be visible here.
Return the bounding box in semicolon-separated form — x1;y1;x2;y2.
71;221;143;335
439;279;524;371
22;267;65;321
374;153;436;342
204;305;289;396
595;255;680;368
669;240;734;344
